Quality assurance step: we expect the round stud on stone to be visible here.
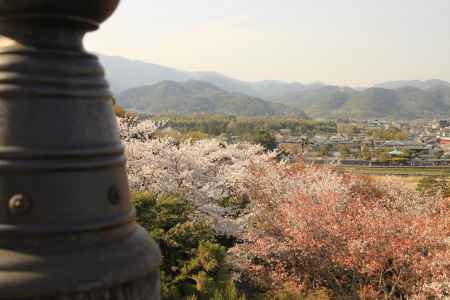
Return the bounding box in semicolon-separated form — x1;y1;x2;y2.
8;194;31;216
109;186;121;205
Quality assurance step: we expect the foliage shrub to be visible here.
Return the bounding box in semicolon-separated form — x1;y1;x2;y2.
252;129;277;151
133;192;246;300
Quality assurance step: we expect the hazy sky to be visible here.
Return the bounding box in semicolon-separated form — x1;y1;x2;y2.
87;0;450;87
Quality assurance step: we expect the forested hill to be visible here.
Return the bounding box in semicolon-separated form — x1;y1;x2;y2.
272;85;450;120
118;80;308;118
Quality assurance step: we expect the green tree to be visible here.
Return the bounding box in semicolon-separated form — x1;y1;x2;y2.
367;127;408;140
396;149;413;162
319;144;333;157
337;145;351;159
337;124;359;136
359;144;371;160
253;130;277;151
133;193;245;300
374;148;391;162
433;150;444;159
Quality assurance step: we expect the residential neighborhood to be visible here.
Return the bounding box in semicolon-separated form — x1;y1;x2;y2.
275;119;450;167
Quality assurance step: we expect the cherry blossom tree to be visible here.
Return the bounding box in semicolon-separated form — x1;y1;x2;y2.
232;162;450;299
117;116;276;235
117;115;449;299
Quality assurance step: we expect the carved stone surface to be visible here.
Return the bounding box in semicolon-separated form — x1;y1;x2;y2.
23;274;160;300
0;0;161;299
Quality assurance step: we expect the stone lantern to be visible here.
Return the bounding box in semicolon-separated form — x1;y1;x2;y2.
0;1;161;299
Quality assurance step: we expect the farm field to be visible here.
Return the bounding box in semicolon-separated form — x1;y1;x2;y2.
338;166;450;190
370;175;422;190
338;165;450;177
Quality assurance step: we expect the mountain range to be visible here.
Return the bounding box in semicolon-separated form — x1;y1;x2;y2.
100;54;450;120
273;85;450;120
99;54;325;98
375;79;450;91
119;80;307;117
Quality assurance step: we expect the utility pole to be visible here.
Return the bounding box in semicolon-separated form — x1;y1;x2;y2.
0;1;161;299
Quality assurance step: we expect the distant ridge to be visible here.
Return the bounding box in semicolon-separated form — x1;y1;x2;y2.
375;79;450;90
99;55;191;93
99;54;325;98
100;54;450;96
272;85;450;120
101;54;450;120
118;80;308;118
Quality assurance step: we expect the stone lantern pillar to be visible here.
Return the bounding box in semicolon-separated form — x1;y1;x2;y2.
0;1;161;299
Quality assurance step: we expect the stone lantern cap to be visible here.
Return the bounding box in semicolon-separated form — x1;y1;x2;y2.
0;0;120;29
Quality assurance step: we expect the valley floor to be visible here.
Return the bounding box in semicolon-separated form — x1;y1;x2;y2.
338;165;450;189
339;165;450;176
